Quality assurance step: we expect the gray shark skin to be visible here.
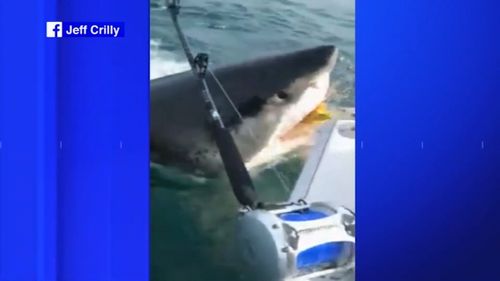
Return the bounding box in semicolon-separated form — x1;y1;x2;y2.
150;45;338;176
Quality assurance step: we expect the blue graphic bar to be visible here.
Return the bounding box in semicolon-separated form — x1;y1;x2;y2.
1;0;147;281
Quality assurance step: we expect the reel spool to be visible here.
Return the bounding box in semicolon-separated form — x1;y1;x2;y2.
236;201;355;280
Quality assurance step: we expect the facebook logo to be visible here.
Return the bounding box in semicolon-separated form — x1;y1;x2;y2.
46;22;63;38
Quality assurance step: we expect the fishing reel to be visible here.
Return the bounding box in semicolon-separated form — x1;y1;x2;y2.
235;201;355;281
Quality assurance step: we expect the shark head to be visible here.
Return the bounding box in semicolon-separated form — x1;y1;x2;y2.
210;45;339;169
150;45;339;175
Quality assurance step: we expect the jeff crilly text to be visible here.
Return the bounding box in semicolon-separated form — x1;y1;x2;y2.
46;22;124;38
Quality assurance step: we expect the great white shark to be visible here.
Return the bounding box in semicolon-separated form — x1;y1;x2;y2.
150;45;339;177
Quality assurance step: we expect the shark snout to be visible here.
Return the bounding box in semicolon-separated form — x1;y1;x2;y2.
287;45;338;80
315;45;338;71
317;45;337;60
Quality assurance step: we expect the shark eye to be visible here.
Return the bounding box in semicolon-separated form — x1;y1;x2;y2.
276;91;289;100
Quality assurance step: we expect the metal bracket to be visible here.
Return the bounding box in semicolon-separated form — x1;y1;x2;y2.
194;53;209;77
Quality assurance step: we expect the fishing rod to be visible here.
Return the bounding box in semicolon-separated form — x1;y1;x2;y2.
166;0;258;209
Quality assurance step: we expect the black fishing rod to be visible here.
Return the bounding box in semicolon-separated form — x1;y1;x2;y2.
166;0;258;209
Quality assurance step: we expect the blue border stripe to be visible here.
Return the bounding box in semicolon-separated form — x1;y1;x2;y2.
0;0;149;280
56;0;149;279
43;0;59;279
36;0;46;276
357;0;500;280
0;0;41;279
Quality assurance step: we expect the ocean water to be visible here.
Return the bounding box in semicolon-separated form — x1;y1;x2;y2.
150;0;355;280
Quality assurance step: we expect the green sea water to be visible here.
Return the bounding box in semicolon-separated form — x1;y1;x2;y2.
150;0;354;280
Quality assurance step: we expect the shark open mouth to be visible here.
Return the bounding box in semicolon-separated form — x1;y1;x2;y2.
244;99;333;171
279;101;332;142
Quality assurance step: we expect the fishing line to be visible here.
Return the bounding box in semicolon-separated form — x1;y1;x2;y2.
208;69;292;192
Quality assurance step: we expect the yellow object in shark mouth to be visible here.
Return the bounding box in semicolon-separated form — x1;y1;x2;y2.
279;101;332;143
301;102;332;124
